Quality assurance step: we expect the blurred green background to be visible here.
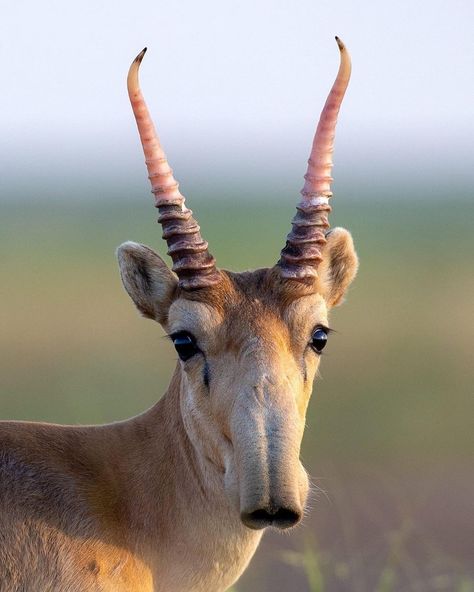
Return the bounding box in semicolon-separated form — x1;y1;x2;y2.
1;191;473;591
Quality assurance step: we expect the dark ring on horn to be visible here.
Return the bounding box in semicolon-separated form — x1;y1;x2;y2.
279;201;331;279
154;199;220;289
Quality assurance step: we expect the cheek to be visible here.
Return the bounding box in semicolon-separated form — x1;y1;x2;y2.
182;355;232;407
181;359;204;389
180;358;213;411
296;354;320;417
208;378;235;425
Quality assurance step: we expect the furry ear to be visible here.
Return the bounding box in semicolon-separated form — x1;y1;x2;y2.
317;228;358;308
116;242;178;324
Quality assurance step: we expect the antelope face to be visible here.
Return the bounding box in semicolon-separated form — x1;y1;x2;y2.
118;38;357;530
117;228;357;530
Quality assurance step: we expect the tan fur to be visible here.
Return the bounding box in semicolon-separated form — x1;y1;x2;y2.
0;235;357;591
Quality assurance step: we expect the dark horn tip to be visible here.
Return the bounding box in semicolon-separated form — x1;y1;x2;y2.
134;47;147;64
335;36;345;51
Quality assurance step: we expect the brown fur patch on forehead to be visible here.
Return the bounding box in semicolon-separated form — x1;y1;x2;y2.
177;268;318;314
176;272;239;314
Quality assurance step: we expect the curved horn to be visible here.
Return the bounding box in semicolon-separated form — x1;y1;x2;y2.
279;37;352;280
127;48;221;290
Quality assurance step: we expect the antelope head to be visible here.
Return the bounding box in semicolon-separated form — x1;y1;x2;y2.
118;39;358;531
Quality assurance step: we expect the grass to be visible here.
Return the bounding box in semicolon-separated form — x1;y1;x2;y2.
277;531;474;592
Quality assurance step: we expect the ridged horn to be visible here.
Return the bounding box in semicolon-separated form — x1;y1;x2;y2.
279;37;352;280
127;48;221;290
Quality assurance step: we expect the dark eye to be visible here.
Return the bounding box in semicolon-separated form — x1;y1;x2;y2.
311;327;328;353
171;331;199;361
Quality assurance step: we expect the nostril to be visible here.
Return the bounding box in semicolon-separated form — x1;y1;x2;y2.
241;507;301;530
272;507;301;528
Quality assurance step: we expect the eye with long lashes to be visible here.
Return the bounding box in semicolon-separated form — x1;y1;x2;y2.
168;331;200;362
309;325;332;354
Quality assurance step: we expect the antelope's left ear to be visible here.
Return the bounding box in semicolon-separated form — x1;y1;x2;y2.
317;227;358;307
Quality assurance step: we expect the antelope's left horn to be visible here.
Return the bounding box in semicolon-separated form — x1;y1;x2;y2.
127;48;221;290
279;37;352;280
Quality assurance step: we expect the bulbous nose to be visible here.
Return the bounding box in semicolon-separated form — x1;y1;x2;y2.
240;503;302;530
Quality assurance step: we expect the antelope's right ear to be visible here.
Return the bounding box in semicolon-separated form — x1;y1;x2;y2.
116;242;178;323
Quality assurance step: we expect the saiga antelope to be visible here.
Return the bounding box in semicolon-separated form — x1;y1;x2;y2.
0;38;358;591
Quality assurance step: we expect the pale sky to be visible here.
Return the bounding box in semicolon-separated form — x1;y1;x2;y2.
1;0;473;200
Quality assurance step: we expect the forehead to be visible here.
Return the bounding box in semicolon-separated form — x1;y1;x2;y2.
167;269;327;337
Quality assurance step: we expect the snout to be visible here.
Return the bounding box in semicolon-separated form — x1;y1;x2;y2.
230;378;309;531
241;501;302;530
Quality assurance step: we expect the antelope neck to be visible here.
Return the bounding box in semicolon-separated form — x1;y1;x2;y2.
110;366;261;591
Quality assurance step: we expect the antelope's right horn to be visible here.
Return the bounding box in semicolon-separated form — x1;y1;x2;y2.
279;37;352;281
127;49;221;290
